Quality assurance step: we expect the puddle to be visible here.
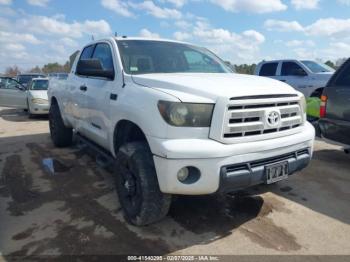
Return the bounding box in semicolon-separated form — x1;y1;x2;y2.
168;195;267;235
42;158;71;175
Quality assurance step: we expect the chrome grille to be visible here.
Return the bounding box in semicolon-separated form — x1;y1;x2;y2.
223;96;303;139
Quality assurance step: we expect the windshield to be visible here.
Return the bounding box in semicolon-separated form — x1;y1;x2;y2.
18;75;46;85
117;40;232;74
30;80;49;90
301;61;335;73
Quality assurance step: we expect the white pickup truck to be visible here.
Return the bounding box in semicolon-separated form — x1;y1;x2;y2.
48;37;315;226
255;59;335;97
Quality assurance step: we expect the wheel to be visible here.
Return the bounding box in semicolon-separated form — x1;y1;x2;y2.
114;142;171;226
49;101;73;147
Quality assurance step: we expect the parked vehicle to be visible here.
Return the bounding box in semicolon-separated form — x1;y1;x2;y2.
17;73;46;88
0;77;49;115
0;76;12;89
27;78;50;115
319;58;350;148
0;77;27;109
48;37;315;226
255;60;335;97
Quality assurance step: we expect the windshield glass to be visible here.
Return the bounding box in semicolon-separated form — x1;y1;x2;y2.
30;80;49;90
301;61;335;73
117;40;232;74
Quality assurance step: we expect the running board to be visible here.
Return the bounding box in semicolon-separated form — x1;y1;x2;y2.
76;133;115;171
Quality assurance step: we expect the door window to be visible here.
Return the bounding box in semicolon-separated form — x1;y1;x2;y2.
79;45;95;61
281;62;306;76
259;63;278;76
4;78;21;89
92;43;114;72
335;64;350;87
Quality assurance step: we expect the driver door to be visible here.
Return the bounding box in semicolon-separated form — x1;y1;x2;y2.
0;78;28;109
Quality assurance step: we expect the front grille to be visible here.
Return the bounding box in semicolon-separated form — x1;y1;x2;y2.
225;148;310;174
223;95;303;139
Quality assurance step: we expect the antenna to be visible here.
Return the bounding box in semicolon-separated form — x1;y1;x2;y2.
91;35;95;41
115;32;118;37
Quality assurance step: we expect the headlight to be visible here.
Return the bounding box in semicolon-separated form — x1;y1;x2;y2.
157;101;214;127
31;98;48;105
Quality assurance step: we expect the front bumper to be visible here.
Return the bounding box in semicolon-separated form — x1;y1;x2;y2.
28;103;49;115
150;122;315;195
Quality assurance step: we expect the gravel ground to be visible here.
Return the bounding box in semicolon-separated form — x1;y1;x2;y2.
0;107;349;258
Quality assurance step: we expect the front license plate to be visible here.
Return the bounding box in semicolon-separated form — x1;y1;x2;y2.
265;161;289;184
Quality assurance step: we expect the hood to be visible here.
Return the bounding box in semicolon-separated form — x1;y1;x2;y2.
314;72;334;77
313;72;334;79
28;90;48;100
311;72;334;84
132;73;297;103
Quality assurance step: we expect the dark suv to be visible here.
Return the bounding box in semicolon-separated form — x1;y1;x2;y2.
319;58;350;149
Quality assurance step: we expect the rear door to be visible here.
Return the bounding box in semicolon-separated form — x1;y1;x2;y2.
0;78;27;109
321;60;350;145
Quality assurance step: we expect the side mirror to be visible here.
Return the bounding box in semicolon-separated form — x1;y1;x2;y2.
76;59;114;80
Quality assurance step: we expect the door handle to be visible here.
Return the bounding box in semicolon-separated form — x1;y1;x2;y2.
80;85;87;92
280;80;286;82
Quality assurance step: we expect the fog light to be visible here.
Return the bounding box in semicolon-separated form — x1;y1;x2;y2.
177;167;189;182
177;166;201;184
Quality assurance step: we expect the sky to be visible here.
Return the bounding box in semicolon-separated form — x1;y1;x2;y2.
1;0;350;72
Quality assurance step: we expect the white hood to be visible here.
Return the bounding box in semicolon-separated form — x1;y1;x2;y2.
132;73;297;103
313;72;333;80
28;90;48;100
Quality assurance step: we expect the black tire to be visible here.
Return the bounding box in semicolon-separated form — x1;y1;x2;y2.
114;142;171;226
49;101;73;147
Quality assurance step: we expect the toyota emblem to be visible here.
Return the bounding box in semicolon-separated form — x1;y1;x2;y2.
267;111;280;126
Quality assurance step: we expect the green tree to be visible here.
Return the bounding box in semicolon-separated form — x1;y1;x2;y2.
234;64;257;75
41;62;70;74
325;60;336;69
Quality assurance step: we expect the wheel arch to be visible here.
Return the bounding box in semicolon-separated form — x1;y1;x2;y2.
310;87;324;98
50;96;71;128
112;119;151;156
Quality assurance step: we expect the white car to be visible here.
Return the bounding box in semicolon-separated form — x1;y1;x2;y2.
48;37;315;225
0;77;49;115
27;78;50;115
255;60;335;97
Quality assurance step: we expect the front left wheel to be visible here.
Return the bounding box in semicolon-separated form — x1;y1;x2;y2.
114;142;172;226
49;101;73;147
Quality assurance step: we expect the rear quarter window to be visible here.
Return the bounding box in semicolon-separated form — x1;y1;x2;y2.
334;63;350;87
259;63;278;76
